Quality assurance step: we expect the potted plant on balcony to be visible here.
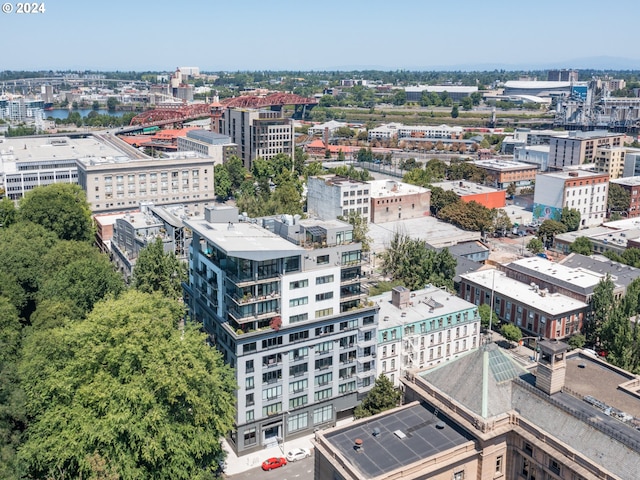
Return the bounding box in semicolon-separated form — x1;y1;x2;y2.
270;316;282;331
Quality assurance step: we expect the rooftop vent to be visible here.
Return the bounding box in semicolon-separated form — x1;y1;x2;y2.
435;421;446;430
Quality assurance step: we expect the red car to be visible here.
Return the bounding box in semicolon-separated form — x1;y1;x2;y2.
262;457;287;471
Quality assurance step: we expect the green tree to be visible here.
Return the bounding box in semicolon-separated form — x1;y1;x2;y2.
0;197;17;228
106;97;119;111
451;105;459;118
607;182;630;216
214;163;232;199
506;182;516;198
354;374;401;419
341;211;372;252
379;232;456;291
569;237;594;256
560;207;581;232
500;323;522;347
588;274;616;346
567;333;586;350
537;219;567;248
133;238;187;300
478;303;493;330
225;156;249;191
19;184;93;242
92;100;100;110
492;209;512;236
526;237;544;255
18;291;237;480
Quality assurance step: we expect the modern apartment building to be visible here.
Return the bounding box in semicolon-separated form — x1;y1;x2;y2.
306;175;371;222
183;207;377;455
533;169;609;228
76;153;215;213
220;107;294;169
372;286;481;387
548;130;625;171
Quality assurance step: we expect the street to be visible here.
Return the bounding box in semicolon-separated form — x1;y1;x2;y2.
226;454;314;480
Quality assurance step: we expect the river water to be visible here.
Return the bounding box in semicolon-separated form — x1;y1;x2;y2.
45;109;128;119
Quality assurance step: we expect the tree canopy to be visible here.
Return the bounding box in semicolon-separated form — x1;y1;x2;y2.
18;291;237;480
19;184;93;242
569;237;594;256
560;207;581;232
379;231;456;291
133;238;187;300
354;375;401;419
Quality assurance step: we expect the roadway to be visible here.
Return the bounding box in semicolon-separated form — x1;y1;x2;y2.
226;455;313;480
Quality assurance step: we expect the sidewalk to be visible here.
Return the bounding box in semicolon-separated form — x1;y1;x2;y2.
222;417;354;477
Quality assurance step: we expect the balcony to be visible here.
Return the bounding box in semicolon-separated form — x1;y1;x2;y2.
227;291;280;306
228;306;279;324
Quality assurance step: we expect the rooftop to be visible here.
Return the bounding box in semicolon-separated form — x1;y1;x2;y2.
431;180;503;196
460;268;588;315
372;286;477;329
559;253;640;290
368;179;430;198
472;159;539;171
506;256;609;295
322;402;474;479
611;176;640;187
0;135;126;171
537;169;608;180
185;217;304;261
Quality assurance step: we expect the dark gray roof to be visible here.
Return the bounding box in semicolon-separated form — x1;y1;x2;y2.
323;403;474;479
559;253;640;291
452;255;485;284
446;241;490;257
419;344;527;418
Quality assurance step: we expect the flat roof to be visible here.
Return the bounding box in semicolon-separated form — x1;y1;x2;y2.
611;176;640;187
460;269;588;315
323;402;474;479
431;180;503;195
372;286;477;329
185;218;304;261
506;256;607;294
368;216;480;253
472;159;539;171
368;179;429;197
537;170;607;180
0;135;126;169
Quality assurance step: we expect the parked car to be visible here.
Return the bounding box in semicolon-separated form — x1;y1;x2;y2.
261;457;287;471
286;448;311;462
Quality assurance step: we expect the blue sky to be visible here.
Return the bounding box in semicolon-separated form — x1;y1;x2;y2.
1;0;638;71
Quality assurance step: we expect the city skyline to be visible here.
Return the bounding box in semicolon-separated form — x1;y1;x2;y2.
1;0;639;72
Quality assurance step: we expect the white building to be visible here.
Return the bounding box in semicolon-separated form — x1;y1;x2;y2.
184;207;376;455
308;120;348;137
176;129;237;162
306;175;371;222
533;170;609;228
514;145;550;172
372;286;481;387
368;123;403;141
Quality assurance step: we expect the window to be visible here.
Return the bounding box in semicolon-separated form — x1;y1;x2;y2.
289;331;309;342
289;347;308;362
453;471;464;480
246;393;254;406
496;455;503;473
289;379;308;394
315;308;333;318
263;353;282;367
317;255;330;265
316;275;334;285
244;428;257;446
316;325;334;336
339;319;358;331
290;279;308;289
289;395;307;409
315;341;333;354
290;296;308;307
313;405;332;424
290;313;308;324
246;410;254;422
339;381;356;394
246;377;254;390
549;458;560;475
288;412;308;432
246;360;254;373
262;337;283;349
363;315;374;325
314;388;332;402
262;385;282;401
262;370;282;384
289;363;308;377
243;342;257;354
262;402;282;417
316;291;334;301
315;357;333;370
315;372;333;386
